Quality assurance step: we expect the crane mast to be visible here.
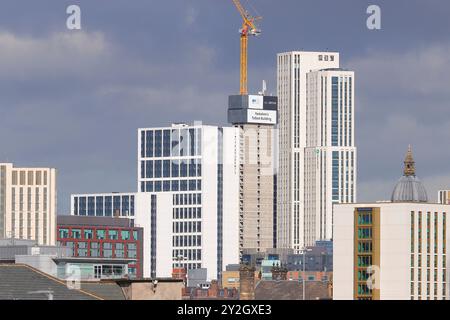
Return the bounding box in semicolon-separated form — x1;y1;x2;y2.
231;0;261;95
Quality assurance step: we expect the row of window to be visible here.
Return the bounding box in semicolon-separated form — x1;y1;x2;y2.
173;221;202;234
411;282;447;298
141;179;201;193
173;249;202;261
11;170;49;186
58;228;139;241
74;195;135;217
173;235;202;247
140;128;202;158
173;207;202;220
59;241;137;259
174;193;202;206
141;159;202;179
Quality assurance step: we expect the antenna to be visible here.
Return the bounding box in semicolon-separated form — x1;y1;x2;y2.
258;80;267;96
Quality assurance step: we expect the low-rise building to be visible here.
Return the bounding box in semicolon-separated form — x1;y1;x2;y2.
57;215;144;278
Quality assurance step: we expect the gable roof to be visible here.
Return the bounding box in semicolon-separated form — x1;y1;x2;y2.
0;264;102;300
80;282;125;300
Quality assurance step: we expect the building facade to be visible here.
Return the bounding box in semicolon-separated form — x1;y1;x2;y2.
304;68;356;244
334;148;449;300
439;190;450;205
277;51;356;251
57;215;144;278
228;95;278;254
0;163;57;245
277;51;341;251
137;123;240;280
70;192;172;279
334;202;450;300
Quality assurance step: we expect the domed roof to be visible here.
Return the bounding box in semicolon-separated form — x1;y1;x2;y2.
391;145;428;203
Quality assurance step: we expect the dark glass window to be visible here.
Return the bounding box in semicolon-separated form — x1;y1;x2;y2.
96;197;104;216
172;160;179;177
163;160;170;177
180;160;187;177
155;160;162;178
122;196;130;216
163;130;171;157
105;197;112;216
146;130;154;158
113;196;121;216
74;197;79;215
140;131;146;158
87;197;95;216
155;130;162;157
163;181;171;191
189;159;196;177
189;129;195;156
130;196;135;216
146;160;153;178
79;197;86;216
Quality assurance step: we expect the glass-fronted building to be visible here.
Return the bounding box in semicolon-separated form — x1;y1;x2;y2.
137;123;240;280
71;193;136;218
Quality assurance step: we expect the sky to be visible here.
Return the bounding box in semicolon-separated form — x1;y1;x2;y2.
0;0;450;213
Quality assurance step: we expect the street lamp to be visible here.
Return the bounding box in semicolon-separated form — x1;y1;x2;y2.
301;247;312;300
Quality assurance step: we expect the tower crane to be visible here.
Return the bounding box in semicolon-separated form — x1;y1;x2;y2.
231;0;262;95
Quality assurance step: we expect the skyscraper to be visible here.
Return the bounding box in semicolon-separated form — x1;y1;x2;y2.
228;94;278;254
304;68;357;245
0;163;57;245
137;123;240;280
277;51;356;251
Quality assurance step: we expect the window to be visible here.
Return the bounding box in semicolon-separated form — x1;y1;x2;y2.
146;130;154;157
103;243;113;258
163;130;171;157
115;243;124;258
71;229;81;239
105;197;112;216
109;230;118;240
96;197;104;216
96;229;106;240
121;230;130;240
90;242;99;257
127;243;137;258
59;228;69;239
84;229;93;239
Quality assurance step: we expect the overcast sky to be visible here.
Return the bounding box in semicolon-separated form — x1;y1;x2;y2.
1;0;450;213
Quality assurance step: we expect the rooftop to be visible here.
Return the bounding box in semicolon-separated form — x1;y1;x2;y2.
0;264;101;300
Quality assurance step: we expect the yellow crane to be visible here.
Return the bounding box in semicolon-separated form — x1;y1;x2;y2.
231;0;262;95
